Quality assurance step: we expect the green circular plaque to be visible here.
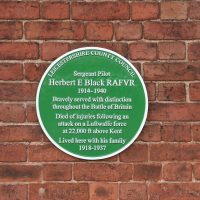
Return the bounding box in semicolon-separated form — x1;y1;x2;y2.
36;47;148;160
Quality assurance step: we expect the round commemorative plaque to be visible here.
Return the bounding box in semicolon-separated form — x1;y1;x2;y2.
36;47;148;160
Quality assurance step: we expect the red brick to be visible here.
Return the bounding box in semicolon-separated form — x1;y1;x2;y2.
0;42;38;60
132;62;141;74
161;124;191;142
120;183;147;200
134;164;161;181
188;43;200;61
26;104;37;122
163;163;192;181
161;2;188;20
41;42;70;61
144;22;200;40
192;125;200;141
43;164;72;181
144;62;200;81
0;22;22;39
158;42;186;60
0;144;26;162
74;163;132;181
0;2;39;19
189;2;200;19
0;125;43;142
119;144;148;162
148;103;200;121
191;82;200;100
0;63;23;81
131;2;159;20
71;42;128;57
0;83;37;101
24;63;48;82
149;183;200;200
150;143;200;161
129;43;157;60
29;144;77;162
138;124;161;142
41;2;69;19
0;104;25;123
1;0;200;190
0;185;27;200
146;82;156;101
115;23;142;40
0;165;42;182
158;83;186;101
190;83;200;101
90;183;118;200
194;163;200;180
29;183;89;200
25;22;84;40
72;2;129;20
86;23;113;41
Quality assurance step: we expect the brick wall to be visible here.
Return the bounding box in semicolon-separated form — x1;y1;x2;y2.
0;1;200;200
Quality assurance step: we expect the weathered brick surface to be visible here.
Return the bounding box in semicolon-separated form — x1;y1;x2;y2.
158;42;186;60
120;183;147;200
144;62;200;81
133;164;161;181
72;2;129;20
0;22;22;39
163;163;192;181
43;164;72;181
25;22;84;40
24;63;48;81
26;104;37;123
86;22;113;41
131;2;159;20
129;42;157;60
161;124;191;142
161;2;188;20
0;104;25;122
41;2;69;20
189;2;200;19
158;83;186;101
120;144;148;162
0;165;42;182
41;42;70;61
29;144;77;162
115;23;142;40
74;163;133;181
144;22;200;40
0;63;23;80
188;43;200;61
194;164;200;180
90;183;118;200
0;125;43;142
150;143;200;161
138;124;161;142
149;183;200;200
146;83;156;101
0;83;37;101
192;125;200;141
0;1;199;199
29;183;89;200
0;2;39;19
0;185;28;200
0;43;38;60
0;144;27;162
148;103;200;121
190;83;200;101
